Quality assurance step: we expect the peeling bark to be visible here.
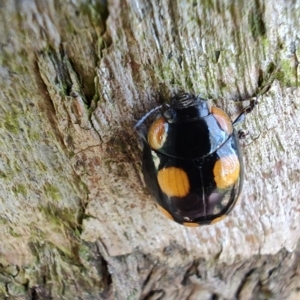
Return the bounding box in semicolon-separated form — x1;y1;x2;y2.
0;0;300;299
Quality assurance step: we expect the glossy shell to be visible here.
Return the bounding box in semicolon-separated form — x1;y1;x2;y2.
139;94;244;226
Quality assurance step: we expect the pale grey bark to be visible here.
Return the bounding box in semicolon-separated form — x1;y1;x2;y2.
0;0;299;299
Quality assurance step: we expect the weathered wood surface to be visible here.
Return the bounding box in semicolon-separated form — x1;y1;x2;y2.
0;0;299;299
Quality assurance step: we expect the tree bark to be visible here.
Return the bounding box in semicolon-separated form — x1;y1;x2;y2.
0;0;300;299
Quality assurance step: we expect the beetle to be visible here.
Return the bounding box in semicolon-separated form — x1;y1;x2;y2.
135;93;257;227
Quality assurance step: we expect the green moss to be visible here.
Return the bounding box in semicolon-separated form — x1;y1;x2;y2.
185;75;194;91
0;171;8;179
9;227;22;238
281;59;292;73
155;63;177;87
44;184;61;201
37;161;47;172
12;184;27;196
39;204;78;229
4;111;19;134
74;227;81;238
203;0;214;9
97;36;110;55
29;219;75;258
29;225;46;242
80;1;109;29
28;130;40;141
229;2;238;22
0;282;7;298
275;59;297;86
248;4;266;39
78;244;90;261
126;290;139;300
261;36;269;49
14;161;21;172
6;282;27;297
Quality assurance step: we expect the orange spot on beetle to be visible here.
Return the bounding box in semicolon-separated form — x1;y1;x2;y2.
157;167;190;197
211;106;233;134
148;117;168;150
213;155;240;189
157;204;174;221
211;215;227;224
183;222;200;227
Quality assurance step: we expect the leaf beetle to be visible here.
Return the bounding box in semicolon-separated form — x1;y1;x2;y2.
136;93;257;227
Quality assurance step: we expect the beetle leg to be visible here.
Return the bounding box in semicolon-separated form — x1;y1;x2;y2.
135;103;170;129
134;105;163;129
135;104;170;142
237;129;249;139
232;98;258;126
